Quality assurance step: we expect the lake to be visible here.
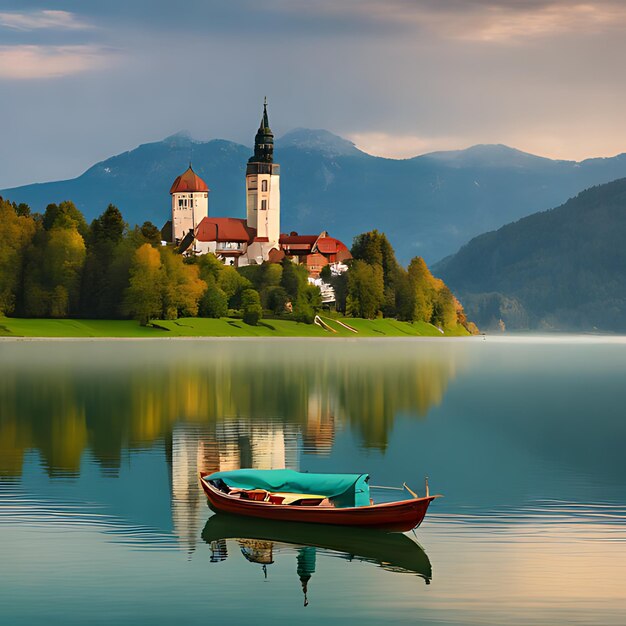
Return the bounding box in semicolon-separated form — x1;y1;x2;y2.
1;337;625;625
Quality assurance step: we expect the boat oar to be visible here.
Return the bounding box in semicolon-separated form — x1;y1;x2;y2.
370;482;424;499
402;482;419;498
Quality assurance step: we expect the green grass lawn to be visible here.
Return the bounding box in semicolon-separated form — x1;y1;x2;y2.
0;316;470;338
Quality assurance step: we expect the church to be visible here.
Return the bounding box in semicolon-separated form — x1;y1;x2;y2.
165;100;351;277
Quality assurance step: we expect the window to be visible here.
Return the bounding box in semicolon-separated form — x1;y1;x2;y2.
261;199;267;210
178;199;183;208
261;180;268;192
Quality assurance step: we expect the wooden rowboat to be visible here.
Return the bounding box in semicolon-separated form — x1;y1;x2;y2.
199;469;440;532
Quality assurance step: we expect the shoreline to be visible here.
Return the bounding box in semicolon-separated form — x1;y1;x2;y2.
0;334;478;343
0;316;471;340
2;334;626;344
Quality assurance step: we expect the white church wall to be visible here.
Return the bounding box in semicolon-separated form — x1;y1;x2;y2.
172;191;208;242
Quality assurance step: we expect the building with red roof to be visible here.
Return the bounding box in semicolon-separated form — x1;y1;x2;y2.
170;165;209;242
166;102;351;274
170;167;209;194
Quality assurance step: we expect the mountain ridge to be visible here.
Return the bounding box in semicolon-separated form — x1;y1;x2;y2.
4;130;626;263
434;177;626;331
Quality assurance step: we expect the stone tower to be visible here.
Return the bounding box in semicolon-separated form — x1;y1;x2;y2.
170;165;209;243
246;98;280;248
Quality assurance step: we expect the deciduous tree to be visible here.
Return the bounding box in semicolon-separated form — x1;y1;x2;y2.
346;260;384;319
123;244;163;325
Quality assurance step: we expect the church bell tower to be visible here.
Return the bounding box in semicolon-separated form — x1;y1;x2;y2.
246;98;280;247
170;165;209;243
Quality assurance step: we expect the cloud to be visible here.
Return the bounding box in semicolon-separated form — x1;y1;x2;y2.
275;0;626;43
348;132;465;159
0;45;111;79
0;10;91;31
437;2;626;42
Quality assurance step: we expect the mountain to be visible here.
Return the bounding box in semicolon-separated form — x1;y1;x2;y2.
4;131;626;263
433;178;626;332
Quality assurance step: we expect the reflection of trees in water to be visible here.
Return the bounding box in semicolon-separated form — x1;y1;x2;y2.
0;342;463;477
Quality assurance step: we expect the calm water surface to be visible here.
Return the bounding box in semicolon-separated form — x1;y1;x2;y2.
1;337;625;625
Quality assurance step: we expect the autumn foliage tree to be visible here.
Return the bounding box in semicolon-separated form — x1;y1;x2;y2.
346;260;384;319
159;248;206;319
23;202;86;317
347;229;472;330
0;198;36;316
123;244;163;325
0;197;472;331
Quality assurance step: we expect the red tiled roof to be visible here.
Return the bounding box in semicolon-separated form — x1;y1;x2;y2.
279;233;352;261
279;234;318;246
170;167;209;194
315;236;352;261
315;237;342;254
195;217;255;242
336;247;352;262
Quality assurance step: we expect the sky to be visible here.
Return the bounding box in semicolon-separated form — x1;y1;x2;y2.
1;0;626;187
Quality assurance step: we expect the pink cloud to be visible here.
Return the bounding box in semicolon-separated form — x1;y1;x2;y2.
0;45;112;80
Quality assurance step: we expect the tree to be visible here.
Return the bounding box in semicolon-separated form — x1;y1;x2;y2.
0;199;36;315
319;264;332;283
293;284;322;323
199;279;229;318
219;266;251;308
351;230;401;280
13;202;31;217
241;288;263;325
81;205;127;317
351;230;404;317
393;271;414;322
245;262;283;308
407;257;437;322
89;204;126;244
140;221;162;244
346;260;384;319
123;244;163;325
42;201;88;238
23;220;86;318
197;253;224;283
46;227;86;315
266;286;290;314
329;271;348;313
432;286;457;330
280;258;307;299
160;248;206;319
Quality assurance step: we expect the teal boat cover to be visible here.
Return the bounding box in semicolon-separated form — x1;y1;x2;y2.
209;469;371;508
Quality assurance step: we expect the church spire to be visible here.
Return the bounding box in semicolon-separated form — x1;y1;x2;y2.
250;97;274;163
260;96;269;131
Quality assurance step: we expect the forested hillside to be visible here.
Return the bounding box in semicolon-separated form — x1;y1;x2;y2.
0;197;473;333
435;178;626;331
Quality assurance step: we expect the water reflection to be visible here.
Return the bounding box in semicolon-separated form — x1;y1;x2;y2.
3;339;626;625
0;340;462;478
170;421;301;553
202;515;432;606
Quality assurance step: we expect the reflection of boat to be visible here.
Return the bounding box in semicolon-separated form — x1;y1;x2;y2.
200;469;440;532
201;514;432;580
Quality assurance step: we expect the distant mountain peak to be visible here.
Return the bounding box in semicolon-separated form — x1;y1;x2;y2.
162;131;199;147
421;143;562;168
277;128;364;157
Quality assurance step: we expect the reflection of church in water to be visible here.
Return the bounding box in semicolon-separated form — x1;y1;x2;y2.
168;407;336;554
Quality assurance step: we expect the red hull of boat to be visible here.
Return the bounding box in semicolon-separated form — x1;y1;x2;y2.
199;473;436;532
